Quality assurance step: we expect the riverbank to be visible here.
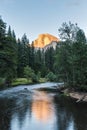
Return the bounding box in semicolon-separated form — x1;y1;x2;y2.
0;78;46;89
37;86;87;103
61;88;87;103
12;78;46;86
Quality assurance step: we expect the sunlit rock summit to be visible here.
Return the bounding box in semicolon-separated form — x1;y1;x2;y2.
33;33;59;48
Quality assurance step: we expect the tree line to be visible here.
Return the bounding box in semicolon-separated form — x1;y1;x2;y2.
0;17;87;91
55;22;87;91
0;17;56;86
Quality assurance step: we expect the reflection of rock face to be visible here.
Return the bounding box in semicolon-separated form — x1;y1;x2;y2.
33;34;59;48
32;91;54;122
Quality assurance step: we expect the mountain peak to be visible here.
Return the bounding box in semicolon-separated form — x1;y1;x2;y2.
33;33;59;48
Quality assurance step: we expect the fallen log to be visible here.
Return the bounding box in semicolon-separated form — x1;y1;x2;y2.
76;95;86;103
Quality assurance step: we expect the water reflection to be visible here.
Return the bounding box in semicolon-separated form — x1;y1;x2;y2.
32;91;54;122
54;95;87;130
0;98;15;130
0;88;87;130
10;91;55;130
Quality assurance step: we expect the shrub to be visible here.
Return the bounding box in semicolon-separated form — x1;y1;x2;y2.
31;73;38;83
45;72;56;82
24;66;39;83
24;66;34;81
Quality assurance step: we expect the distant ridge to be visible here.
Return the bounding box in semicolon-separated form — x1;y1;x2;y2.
33;33;59;48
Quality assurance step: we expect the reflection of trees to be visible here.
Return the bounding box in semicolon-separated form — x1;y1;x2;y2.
54;95;87;130
0;95;32;130
15;98;32;129
0;98;16;130
54;96;72;130
72;103;87;130
1;91;87;130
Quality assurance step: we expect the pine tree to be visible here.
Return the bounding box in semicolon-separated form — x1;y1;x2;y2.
17;34;29;77
55;22;87;90
7;26;12;37
29;42;35;69
0;17;17;85
45;47;55;72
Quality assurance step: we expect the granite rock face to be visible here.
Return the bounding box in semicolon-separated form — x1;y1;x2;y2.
33;33;59;48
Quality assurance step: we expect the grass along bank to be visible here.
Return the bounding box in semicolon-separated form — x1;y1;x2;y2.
11;78;46;86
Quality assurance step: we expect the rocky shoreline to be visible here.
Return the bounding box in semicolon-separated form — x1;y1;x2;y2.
61;88;87;103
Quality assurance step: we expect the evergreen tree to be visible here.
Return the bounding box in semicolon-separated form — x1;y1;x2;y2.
0;18;17;85
7;26;12;37
0;16;6;48
54;41;71;83
45;47;55;72
29;42;35;69
55;22;87;90
17;34;29;77
0;17;6;78
17;38;22;77
71;29;87;88
34;49;42;73
58;21;79;41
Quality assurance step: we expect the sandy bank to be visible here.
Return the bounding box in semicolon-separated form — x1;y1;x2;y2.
61;88;87;102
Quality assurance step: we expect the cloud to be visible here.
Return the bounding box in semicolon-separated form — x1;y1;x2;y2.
67;0;82;7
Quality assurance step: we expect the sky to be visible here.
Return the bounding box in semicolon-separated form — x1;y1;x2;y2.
0;0;87;42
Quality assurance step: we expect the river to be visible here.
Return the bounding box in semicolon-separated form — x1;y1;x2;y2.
0;82;87;130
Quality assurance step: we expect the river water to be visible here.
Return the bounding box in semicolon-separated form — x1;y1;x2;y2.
0;82;87;130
